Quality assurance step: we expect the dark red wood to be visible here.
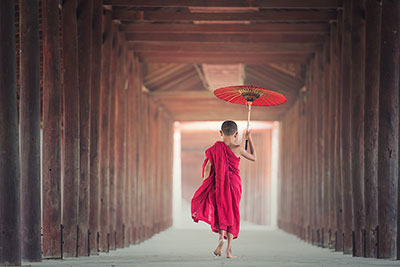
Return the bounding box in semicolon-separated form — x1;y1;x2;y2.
77;0;93;257
334;10;344;252
99;11;113;252
42;0;62;258
0;0;21;265
377;0;400;259
89;0;103;255
108;24;119;251
364;0;381;258
19;0;41;261
61;0;80;257
350;0;366;257
113;9;337;22
340;0;353;254
105;0;342;8
120;23;330;34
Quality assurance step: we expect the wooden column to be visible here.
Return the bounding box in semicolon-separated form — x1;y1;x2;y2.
99;10;113;252
77;0;93;257
42;0;62;258
108;24;119;251
115;32;126;249
340;0;353;254
351;0;366;257
328;21;338;249
61;0;80;257
334;10;344;252
0;0;21;265
89;0;102;255
378;0;400;259
364;0;381;259
19;0;41;261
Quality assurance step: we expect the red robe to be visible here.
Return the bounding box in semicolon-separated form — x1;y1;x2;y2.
191;141;242;239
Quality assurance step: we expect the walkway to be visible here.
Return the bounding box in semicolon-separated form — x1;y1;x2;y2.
27;225;400;267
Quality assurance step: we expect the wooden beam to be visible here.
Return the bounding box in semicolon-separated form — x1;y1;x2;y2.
112;10;337;22
139;53;309;64
61;0;80;257
19;0;42;262
105;0;342;9
125;33;327;43
364;0;381;258
42;0;62;259
0;0;21;265
129;42;320;53
77;0;93;257
119;23;330;34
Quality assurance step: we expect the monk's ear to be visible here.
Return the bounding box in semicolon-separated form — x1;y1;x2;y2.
234;131;238;138
220;130;223;137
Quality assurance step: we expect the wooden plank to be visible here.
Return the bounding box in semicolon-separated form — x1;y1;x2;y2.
125;33;327;43
42;0;62;258
0;0;21;265
120;23;330;34
105;0;342;8
77;0;93;257
113;10;337;22
89;0;103;256
19;0;41;261
99;11;113;253
340;0;353;255
61;0;80;257
377;0;400;259
350;0;366;257
129;42;320;53
139;53;309;64
364;0;381;258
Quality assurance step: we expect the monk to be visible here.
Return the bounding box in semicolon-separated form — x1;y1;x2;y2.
191;120;256;258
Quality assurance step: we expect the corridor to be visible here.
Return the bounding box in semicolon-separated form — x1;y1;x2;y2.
28;226;400;267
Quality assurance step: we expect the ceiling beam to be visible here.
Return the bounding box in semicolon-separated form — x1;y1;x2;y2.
125;33;327;43
112;10;337;22
119;23;330;34
105;0;342;9
137;52;310;64
129;41;320;53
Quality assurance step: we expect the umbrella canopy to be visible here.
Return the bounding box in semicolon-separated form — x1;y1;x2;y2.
214;85;287;107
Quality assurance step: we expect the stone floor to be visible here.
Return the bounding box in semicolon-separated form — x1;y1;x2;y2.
26;224;400;267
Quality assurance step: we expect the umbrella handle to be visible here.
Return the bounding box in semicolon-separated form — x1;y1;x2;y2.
245;103;252;150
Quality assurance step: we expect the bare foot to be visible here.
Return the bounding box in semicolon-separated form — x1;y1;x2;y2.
226;248;237;259
213;239;224;256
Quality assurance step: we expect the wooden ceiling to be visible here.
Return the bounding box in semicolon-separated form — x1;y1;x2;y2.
104;0;342;121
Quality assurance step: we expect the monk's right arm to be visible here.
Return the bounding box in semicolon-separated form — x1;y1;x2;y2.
203;160;212;179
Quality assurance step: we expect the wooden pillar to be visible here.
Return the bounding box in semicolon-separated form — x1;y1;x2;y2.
335;10;344;252
108;24;119;251
378;0;400;259
19;0;41;261
340;0;353;254
364;0;381;258
99;10;113;252
328;21;338;249
351;0;366;257
89;0;102;255
77;0;93;257
42;0;62;258
0;0;21;265
115;32;126;249
61;0;80;257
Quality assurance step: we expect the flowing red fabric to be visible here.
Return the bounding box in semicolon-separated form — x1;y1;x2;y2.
191;141;242;239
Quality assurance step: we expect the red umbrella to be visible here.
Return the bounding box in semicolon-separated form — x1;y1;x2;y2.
214;85;287;149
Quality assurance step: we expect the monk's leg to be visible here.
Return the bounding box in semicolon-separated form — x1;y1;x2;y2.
213;229;225;256
226;232;237;258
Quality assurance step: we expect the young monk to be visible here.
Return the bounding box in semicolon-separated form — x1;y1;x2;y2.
191;120;256;258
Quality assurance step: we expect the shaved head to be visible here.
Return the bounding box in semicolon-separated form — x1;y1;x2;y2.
221;120;238;136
